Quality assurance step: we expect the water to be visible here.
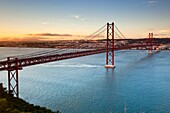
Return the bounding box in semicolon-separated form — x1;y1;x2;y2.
0;47;170;113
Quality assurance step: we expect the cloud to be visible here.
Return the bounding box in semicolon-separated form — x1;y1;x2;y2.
152;29;170;37
72;15;86;21
0;37;48;42
72;15;80;19
80;18;86;21
145;0;158;4
154;34;170;36
41;21;49;25
28;33;73;37
159;29;170;33
14;37;45;41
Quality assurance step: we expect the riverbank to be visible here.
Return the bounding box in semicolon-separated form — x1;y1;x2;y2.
0;83;60;113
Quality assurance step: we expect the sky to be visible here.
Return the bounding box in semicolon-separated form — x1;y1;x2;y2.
0;0;170;41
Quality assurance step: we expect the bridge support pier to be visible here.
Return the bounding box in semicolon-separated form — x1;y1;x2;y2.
7;57;21;98
148;33;153;54
105;22;115;68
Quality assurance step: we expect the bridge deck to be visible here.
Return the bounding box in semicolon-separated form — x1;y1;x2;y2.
0;44;159;71
0;49;106;71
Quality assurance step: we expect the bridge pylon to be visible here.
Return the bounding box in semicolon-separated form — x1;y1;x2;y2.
105;22;115;68
148;33;153;54
7;57;22;98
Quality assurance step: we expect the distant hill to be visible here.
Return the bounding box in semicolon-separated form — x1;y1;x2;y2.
100;38;170;44
0;38;169;49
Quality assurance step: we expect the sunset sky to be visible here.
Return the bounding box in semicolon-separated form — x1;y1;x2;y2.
0;0;170;41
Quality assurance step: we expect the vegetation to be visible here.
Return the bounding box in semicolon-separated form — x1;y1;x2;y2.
0;83;60;113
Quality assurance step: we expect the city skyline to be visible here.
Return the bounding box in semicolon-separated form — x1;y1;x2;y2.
0;0;170;41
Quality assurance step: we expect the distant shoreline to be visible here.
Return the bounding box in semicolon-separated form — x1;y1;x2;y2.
0;39;169;49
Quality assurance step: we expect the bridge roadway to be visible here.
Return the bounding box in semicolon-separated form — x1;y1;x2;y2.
0;43;156;71
0;48;106;71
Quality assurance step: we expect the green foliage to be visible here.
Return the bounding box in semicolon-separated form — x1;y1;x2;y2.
0;85;60;113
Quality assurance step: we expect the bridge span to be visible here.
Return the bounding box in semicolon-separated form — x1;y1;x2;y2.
0;22;160;98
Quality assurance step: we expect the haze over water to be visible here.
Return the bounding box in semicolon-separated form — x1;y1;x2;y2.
0;48;170;113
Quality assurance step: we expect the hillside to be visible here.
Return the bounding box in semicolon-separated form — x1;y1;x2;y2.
0;83;60;113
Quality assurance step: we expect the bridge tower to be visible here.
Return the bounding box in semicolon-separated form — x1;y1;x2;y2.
105;22;115;68
148;33;153;54
7;57;21;98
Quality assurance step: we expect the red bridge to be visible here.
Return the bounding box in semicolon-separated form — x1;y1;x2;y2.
0;22;160;97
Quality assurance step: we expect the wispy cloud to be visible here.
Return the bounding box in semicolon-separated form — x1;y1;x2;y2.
28;33;73;37
0;37;48;42
154;34;170;36
145;0;158;4
154;29;170;37
159;29;170;33
41;21;50;25
72;15;80;19
72;15;86;21
80;18;86;21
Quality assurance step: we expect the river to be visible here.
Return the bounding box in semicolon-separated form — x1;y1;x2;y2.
0;47;170;113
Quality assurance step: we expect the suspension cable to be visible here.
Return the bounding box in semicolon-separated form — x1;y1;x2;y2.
114;24;127;39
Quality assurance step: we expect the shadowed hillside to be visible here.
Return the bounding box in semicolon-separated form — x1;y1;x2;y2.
0;83;60;113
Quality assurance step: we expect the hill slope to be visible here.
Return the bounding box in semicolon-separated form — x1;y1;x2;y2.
0;83;60;113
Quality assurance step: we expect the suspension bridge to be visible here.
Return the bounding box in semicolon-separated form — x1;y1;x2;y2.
0;22;160;98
